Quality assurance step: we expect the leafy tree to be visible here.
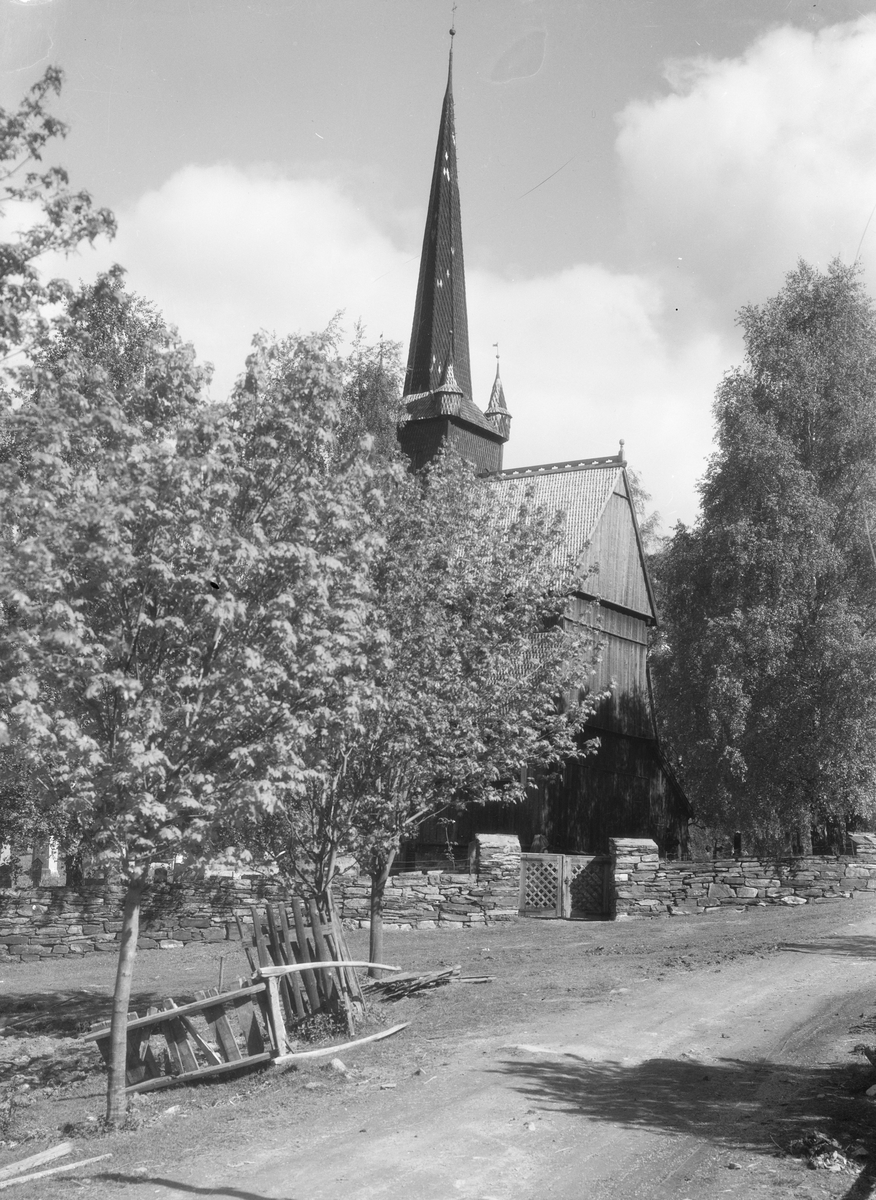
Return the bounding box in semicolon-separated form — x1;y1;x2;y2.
335;322;405;464
1;321;389;1123
252;442;601;969
0;67;115;376
651;260;876;850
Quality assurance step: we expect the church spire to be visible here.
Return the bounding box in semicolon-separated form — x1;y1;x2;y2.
403;30;472;401
397;29;510;476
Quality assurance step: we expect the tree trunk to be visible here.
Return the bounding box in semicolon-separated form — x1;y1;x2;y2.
367;849;396;978
105;875;146;1128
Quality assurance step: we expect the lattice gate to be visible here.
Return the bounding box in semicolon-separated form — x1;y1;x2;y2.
519;853;610;919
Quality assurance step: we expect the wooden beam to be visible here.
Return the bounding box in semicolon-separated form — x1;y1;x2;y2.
82;983;266;1040
255;961;400;979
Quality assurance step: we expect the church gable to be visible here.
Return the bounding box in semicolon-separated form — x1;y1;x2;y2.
576;471;657;623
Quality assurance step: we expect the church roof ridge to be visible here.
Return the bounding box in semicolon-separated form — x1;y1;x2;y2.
498;452;625;479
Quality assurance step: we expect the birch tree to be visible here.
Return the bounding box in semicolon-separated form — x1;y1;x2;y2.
651;260;876;849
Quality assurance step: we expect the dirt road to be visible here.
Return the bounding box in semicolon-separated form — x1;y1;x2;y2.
129;901;876;1200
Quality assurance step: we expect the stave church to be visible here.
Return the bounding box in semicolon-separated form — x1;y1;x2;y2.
395;37;691;863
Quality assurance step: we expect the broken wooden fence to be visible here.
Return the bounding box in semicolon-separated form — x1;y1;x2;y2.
84;898;401;1093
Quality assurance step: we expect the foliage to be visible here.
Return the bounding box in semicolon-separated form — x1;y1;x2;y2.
252;422;602;949
335;322;405;465
0;324;388;883
0;67;115;373
650;260;876;847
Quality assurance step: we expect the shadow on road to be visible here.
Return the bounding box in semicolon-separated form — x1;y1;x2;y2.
98;1176;293;1200
493;1051;876;1196
779;936;876;959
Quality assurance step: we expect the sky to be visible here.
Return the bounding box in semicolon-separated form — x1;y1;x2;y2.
2;0;875;528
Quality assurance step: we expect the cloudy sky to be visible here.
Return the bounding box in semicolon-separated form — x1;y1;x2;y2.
2;0;875;527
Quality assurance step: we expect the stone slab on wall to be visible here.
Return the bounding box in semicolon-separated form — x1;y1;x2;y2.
609;833;876;919
0;834;522;962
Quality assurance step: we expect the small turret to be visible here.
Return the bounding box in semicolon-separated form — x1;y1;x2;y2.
484;352;511;441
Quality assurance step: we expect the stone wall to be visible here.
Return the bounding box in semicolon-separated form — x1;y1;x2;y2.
610;833;876;919
0;833;522;962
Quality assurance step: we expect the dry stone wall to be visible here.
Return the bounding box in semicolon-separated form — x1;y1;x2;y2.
0;834;521;962
610;834;876;918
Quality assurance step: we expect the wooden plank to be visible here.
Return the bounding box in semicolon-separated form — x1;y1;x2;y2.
82;984;267;1040
278;905;308;1018
255;960;400;978
0;1144;72;1182
265;905;296;1030
308;899;341;1007
178;1014;222;1067
264;976;287;1056
202;988;242;1063
250;905;271;969
162;999;199;1074
230;995;265;1056
289;897;321;1013
272;1023;409;1065
332;917;366;1007
0;1154;112;1190
235;915;257;974
139;1007;162;1079
322;928;354;1035
125;1052;272;1095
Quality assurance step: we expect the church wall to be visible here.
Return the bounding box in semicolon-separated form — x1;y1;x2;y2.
397;416;503;475
431;728;688;859
576;490;651;617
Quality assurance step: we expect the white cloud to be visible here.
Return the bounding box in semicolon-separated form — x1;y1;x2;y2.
617;16;876;312
469;265;728;527
100;164;416;395
52;161;725;528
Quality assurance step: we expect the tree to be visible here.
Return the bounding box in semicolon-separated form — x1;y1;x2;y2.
0;320;390;1124
0;67;115;377
650;260;876;850
252;439;601;969
335;322;405;465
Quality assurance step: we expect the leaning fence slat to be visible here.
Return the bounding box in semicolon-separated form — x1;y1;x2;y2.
256;960;401;979
0;1153;112;1190
271;1022;409;1066
0;1143;72;1182
82;983;267;1040
125;1052;272;1094
278;904;308;1019
289;898;321;1012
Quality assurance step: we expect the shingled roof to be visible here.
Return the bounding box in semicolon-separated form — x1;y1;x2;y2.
492;452;659;623
493;455;625;561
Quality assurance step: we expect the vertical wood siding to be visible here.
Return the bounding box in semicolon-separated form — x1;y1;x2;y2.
576;489;651;618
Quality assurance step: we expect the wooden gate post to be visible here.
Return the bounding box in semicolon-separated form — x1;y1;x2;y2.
560;856;572;919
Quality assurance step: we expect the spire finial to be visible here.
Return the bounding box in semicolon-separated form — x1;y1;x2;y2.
492;341;500;366
450;1;457;37
619;438;626;464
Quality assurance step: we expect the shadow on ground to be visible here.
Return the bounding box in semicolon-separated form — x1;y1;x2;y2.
0;986;198;1037
97;1176;293;1200
493;1051;876;1197
779;936;876;959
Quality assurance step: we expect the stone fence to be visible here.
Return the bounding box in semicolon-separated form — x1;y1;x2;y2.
610;833;876;918
0;834;521;963
6;830;876;957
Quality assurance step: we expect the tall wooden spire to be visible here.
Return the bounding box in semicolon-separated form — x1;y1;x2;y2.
398;30;510;475
404;37;471;400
